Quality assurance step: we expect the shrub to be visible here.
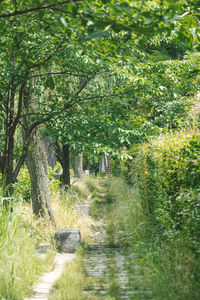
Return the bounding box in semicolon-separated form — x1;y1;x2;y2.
14;168;31;202
129;128;200;247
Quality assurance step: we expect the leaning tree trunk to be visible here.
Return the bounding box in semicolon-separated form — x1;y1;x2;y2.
26;129;54;221
74;153;84;179
23;88;54;222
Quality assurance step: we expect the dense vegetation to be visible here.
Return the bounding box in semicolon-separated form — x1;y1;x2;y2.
103;176;200;300
0;0;200;299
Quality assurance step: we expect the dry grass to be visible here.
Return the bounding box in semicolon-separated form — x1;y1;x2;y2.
0;175;100;299
15;176;96;245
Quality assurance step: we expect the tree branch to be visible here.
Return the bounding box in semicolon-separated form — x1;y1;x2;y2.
32;40;64;69
74;72;97;97
28;71;87;79
0;0;81;19
13;134;31;182
19;112;45;118
180;11;200;26
81;93;120;101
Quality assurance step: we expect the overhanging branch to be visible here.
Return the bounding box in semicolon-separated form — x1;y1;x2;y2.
74;72;97;97
0;0;81;19
28;71;87;79
82;93;120;101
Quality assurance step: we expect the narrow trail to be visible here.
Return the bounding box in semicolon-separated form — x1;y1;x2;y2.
82;188;152;300
24;254;76;300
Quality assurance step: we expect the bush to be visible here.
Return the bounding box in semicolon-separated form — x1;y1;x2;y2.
14;165;61;202
14;168;31;202
102;177;200;300
129;129;200;247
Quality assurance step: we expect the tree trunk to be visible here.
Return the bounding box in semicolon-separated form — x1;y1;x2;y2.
2;79;29;200
55;142;71;189
99;154;111;175
3;87;16;198
3;130;15;196
62;144;70;189
0;151;3;174
74;153;84;179
85;155;90;173
43;136;57;168
26;128;54;221
23;87;54;222
99;154;106;173
44;136;60;180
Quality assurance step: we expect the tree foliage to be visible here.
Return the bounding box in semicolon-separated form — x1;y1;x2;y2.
0;0;199;212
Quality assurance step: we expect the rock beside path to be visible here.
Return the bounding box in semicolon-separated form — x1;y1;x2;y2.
75;205;90;216
55;229;81;253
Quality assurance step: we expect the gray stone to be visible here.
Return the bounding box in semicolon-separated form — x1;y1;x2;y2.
37;244;52;254
55;230;81;253
75;205;90;217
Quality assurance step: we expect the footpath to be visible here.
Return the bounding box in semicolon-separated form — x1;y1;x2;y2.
25;181;151;300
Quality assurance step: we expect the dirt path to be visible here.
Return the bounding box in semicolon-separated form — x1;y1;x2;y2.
24;253;76;300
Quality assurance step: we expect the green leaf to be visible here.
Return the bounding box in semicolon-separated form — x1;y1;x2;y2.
60;17;68;27
80;30;110;42
45;76;55;90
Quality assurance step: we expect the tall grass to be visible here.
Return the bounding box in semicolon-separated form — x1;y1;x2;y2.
49;251;93;300
0;173;97;299
15;174;95;245
105;176;200;300
0;204;52;300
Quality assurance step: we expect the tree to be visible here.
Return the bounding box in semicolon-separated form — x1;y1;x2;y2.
23;84;54;221
0;0;199;215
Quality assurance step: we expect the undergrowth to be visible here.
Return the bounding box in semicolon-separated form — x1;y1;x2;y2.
50;173;200;299
0;173;97;299
105;176;200;300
